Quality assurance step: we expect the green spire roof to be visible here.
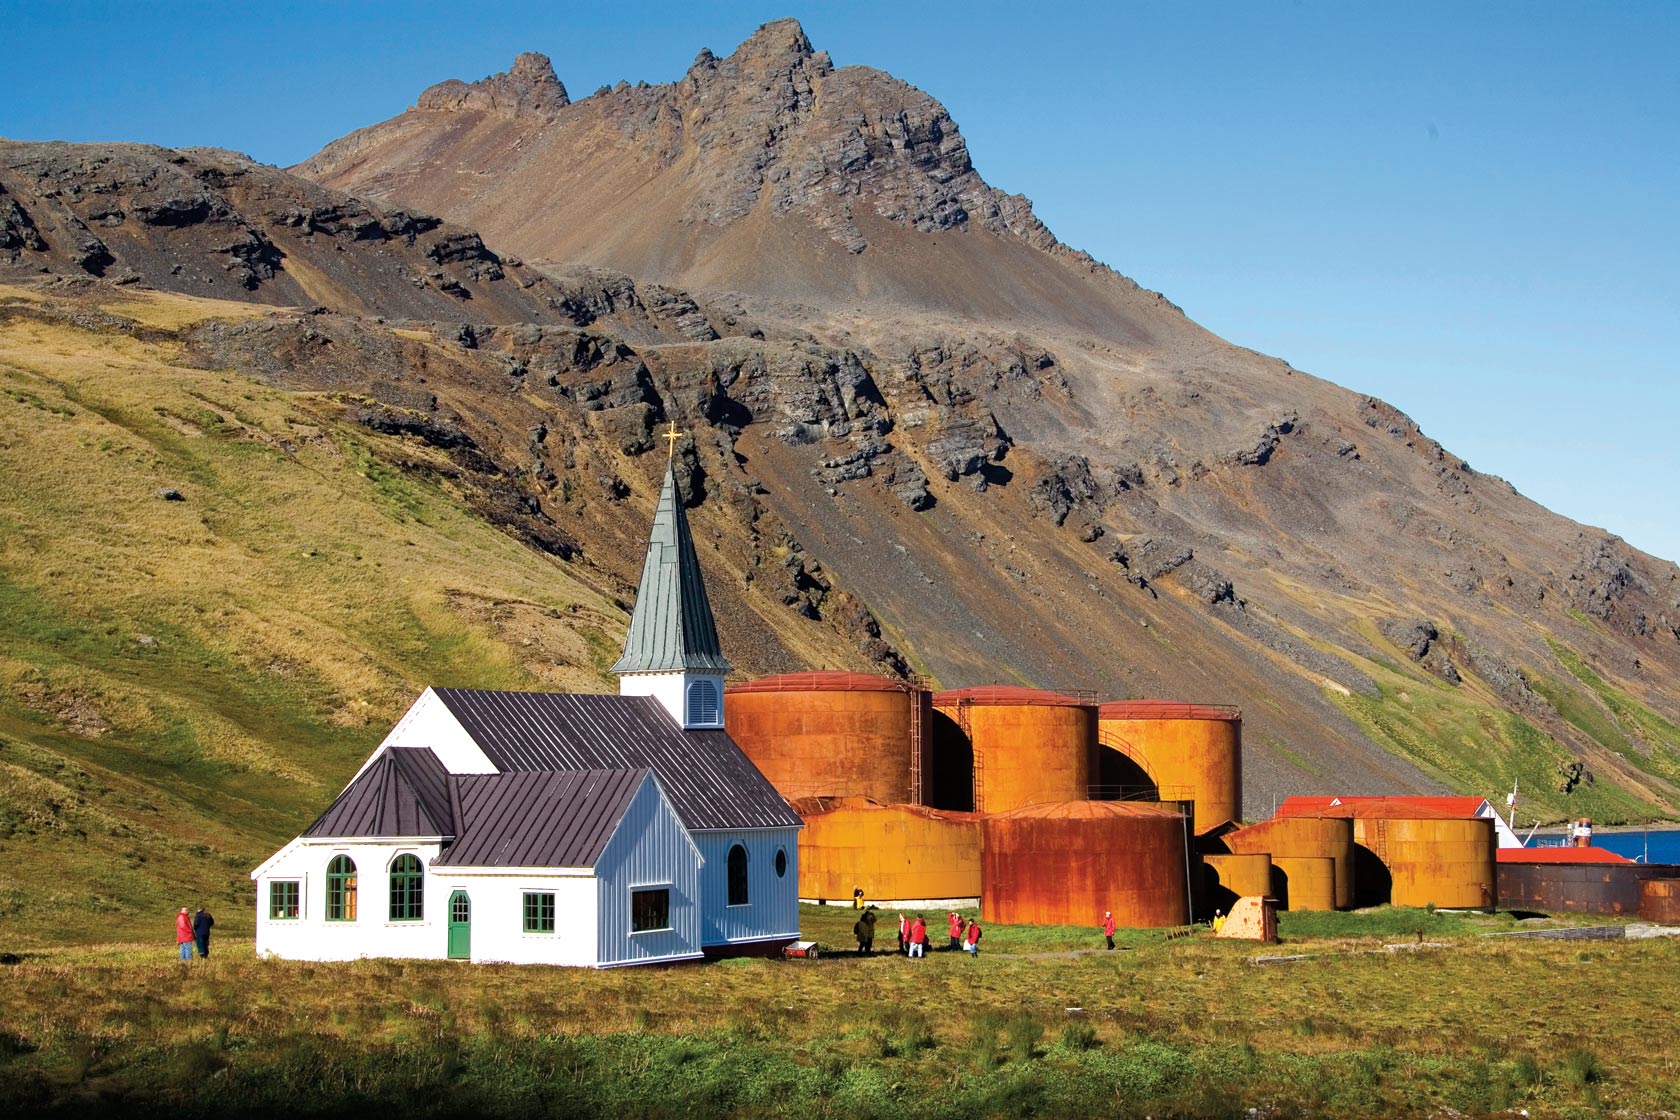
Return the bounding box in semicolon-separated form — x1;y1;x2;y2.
611;462;731;675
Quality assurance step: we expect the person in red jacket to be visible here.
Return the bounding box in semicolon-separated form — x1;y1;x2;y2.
947;911;963;952
908;915;928;958
175;907;195;961
1102;910;1117;951
964;917;982;956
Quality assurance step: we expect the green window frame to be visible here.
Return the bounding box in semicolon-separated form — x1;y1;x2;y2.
326;855;357;921
269;880;300;920
631;888;670;933
388;853;424;921
523;891;556;933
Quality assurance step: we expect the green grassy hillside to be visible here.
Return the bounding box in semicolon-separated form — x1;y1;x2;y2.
0;286;622;945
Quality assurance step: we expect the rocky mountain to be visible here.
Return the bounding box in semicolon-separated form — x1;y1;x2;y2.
2;14;1679;917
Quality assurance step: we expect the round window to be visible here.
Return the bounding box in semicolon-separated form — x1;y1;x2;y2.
774;848;788;878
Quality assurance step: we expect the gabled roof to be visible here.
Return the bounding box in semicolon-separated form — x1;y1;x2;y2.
1275;795;1491;820
303;747;453;839
434;769;650;868
611;461;731;675
431;688;801;831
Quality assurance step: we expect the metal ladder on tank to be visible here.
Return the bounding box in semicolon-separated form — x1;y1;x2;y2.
956;699;979;813
908;685;926;806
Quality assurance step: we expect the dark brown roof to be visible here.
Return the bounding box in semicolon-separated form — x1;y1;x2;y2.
432;689;801;831
303;747;452;839
434;769;650;868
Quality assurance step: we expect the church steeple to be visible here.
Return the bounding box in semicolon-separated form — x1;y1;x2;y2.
613;436;730;727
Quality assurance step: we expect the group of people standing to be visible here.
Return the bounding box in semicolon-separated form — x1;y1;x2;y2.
851;903;982;957
174;905;214;960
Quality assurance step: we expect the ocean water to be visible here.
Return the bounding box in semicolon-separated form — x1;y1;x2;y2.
1531;827;1680;864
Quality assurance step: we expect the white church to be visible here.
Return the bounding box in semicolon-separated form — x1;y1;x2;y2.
250;455;803;966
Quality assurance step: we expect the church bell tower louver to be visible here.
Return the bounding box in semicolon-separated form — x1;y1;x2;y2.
612;426;731;728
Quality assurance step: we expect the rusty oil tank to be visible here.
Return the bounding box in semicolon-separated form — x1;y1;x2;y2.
1640;878;1680;923
792;797;981;903
1351;816;1495;910
981;800;1189;928
932;687;1093;814
1271;856;1337;911
1202;852;1273;915
725;672;931;805
1097;700;1242;832
1221;815;1355;909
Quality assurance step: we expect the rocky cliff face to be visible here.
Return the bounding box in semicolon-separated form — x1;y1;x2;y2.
4;20;1678;822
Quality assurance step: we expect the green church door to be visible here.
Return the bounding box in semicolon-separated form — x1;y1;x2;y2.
447;890;471;960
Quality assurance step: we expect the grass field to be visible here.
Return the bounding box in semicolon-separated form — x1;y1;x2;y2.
1;907;1675;1118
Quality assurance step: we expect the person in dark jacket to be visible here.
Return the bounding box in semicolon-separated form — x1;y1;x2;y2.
853;907;876;955
192;905;215;959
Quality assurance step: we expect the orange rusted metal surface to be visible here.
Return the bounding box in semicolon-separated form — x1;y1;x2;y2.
1640;878;1680;924
1215;895;1277;943
933;688;1093;814
1269;855;1336;911
726;672;930;805
1202;852;1273;915
1097;701;1241;832
792;797;982;903
1351;817;1496;910
1221;815;1356;909
980;801;1188;928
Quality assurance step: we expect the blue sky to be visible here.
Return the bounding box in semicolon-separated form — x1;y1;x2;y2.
5;1;1676;562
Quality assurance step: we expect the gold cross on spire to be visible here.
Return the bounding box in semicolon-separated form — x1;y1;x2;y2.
662;419;685;460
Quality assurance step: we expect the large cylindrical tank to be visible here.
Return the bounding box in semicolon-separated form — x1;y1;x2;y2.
933;687;1093;814
1271;856;1337;911
1640;878;1680;924
792;797;981;903
1202;853;1272;899
981;801;1188;928
726;672;930;805
1352;817;1495;910
1097;701;1242;832
1222;815;1356;909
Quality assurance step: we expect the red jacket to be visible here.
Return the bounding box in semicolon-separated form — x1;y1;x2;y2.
965;921;982;945
176;912;193;943
1103;914;1117;937
909;918;927;944
948;914;962;938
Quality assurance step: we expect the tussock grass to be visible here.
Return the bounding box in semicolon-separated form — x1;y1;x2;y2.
6;921;1670;1116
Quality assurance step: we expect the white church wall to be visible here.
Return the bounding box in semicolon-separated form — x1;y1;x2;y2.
253;839;446;962
694;828;800;950
345;689;497;786
438;871;598;966
595;775;704;965
616;671;687;728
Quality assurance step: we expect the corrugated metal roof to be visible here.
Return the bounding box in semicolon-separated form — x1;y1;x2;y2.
432;689;802;831
1496;847;1633;864
933;686;1092;708
433;769;646;868
1099;700;1242;722
729;671;921;694
303;747;453;839
610;461;731;675
1275;795;1489;820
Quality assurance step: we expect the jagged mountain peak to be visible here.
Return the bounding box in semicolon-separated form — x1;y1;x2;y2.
297;22;1156;333
416;50;571;119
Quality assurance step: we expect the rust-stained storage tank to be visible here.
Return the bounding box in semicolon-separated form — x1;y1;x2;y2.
932;687;1093;814
725;672;930;805
1354;817;1496;910
1220;815;1355;910
1641;878;1680;924
1097;701;1242;832
1202;852;1273;914
792;797;982;904
981;801;1188;928
1496;848;1643;914
1271;856;1337;911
